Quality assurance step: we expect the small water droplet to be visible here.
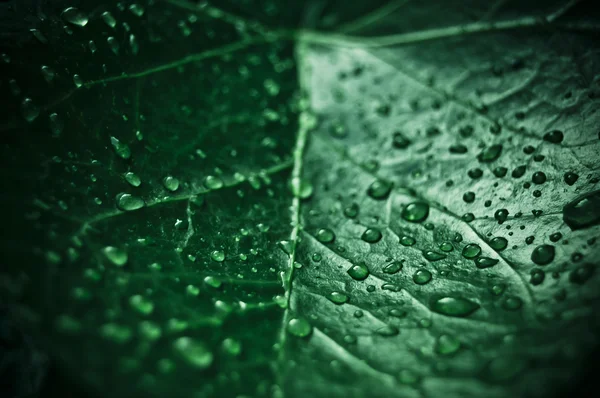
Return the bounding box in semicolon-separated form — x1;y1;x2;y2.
489;237;508;251
422;251;446;262
343;203;359;218
494;209;509;224
564;172;579;186
163;176;180;192
569;264;594;284
101;11;117;28
400;236;416;246
21;98;40;122
477;144;503;162
501;296;522;311
125;172;141;187
129;294;154;315
543;130;564;144
102;246;128;266
436;334;461;355
204;175;224;190
328;291;349;304
110;136;131;159
475;257;499;269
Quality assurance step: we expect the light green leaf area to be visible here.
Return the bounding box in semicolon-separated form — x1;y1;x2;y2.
1;1;599;397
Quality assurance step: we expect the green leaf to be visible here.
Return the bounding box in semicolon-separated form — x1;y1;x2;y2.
1;1;599;397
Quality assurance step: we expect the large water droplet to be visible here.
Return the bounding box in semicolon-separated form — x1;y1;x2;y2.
116;193;145;211
531;244;555;265
383;261;403;274
129;295;154;315
62;7;88;27
21;98;40;122
204;175;224;190
125;172;141;187
110;136;131;159
462;244;481;259
477;144;502;162
210;250;225;262
543;130;564;144
401;202;429;223
475;257;499;269
361;228;382;243
316;228;335;243
347;262;369;280
413;269;432;285
101;11;117;28
431;297;480;317
563;190;600;230
163;176;180;192
422;251;446;261
489;237;508;251
367;180;392;200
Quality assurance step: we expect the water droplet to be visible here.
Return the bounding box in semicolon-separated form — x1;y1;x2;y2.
116;193;145;211
101;11;117;28
392;131;411;149
511;165;526;178
173;337;213;369
62;7;88;27
494;209;509;224
531;171;547;184
436;334;461;355
400;235;416;246
100;323;132;344
222;338;242;356
543;130;564;144
328;291;349;304
501;296;522;311
204;175;224;190
531;244;555;265
422;251;446;262
316;228;335;243
493;167;508;178
413;269;432;285
110;136;131;159
125;172;141;187
102;246;127;266
129;295;154;315
210;250;225;262
129;3;145;17
563;190;600;230
367;180;392;200
564;172;579;186
21;98;40;122
290;178;313;199
129;34;139;55
347;262;369;280
161;176;179;192
431;297;480;317
204;276;222;288
343;203;359;218
475;257;499;269
383;261;403;274
49;113;63;136
463;191;475;203
401;202;429;223
530;269;545;285
107;37;119;54
477;144;503;162
361;228;382;243
569;264;594;284
375;325;399;336
489;237;508;251
287;318;312;337
462;244;481;259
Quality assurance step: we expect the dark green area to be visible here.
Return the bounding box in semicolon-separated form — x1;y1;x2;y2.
1;1;600;397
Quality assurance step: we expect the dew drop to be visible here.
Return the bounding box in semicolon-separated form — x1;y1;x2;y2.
462;244;481;259
347;262;369;280
436;334;461;355
367;180;392;200
475;257;499;269
316;228;335;243
62;7;88;27
569;264;594;284
543;130;564;144
422;251;446;262
110;136;131;159
21;98;40;122
173;337;213;369
400;236;416;246
401;202;429;223
328;291;349;304
489;236;508;251
564;172;579;186
361;228;382;243
413;269;432;285
204;175;224;190
101;11;117;28
494;209;509;224
563;190;600;230
125;172;141;187
343;203;359;218
383;261;403;274
102;246;128;266
477;144;503;162
431;297;480;317
287;318;312;337
210;250;225;262
129;295;154;315
163;176;180;192
531;244;555;265
116;193;145;211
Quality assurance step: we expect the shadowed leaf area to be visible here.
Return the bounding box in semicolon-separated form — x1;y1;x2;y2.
1;0;599;397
